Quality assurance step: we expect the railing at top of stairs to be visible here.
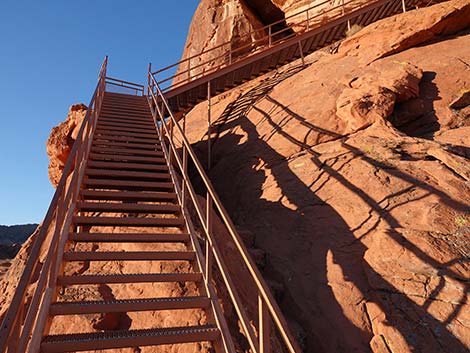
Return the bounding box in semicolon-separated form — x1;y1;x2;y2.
151;0;415;93
0;57;144;353
148;72;303;353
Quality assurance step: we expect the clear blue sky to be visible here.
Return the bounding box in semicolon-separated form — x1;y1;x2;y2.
0;1;199;225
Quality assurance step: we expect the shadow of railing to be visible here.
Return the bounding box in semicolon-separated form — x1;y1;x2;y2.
199;71;470;352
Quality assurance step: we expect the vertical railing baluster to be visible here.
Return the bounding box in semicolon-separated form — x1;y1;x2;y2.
268;25;272;47
205;194;213;283
306;8;310;31
187;59;191;83
207;81;212;170
259;295;271;353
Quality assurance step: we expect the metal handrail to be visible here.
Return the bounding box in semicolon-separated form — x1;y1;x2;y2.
0;56;108;353
106;76;145;96
152;0;374;92
147;73;302;353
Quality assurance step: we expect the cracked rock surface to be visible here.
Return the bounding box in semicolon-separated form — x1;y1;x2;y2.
182;1;470;352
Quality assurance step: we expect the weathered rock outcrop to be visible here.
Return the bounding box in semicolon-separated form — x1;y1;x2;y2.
2;1;470;353
181;1;470;352
175;0;365;83
46;104;87;187
339;0;470;64
174;0;266;85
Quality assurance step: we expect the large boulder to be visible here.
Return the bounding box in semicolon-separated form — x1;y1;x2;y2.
46;103;87;187
182;1;470;352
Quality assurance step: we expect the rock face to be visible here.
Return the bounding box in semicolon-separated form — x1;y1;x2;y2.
2;1;470;353
339;0;470;64
180;1;470;352
0;224;39;277
46;104;87;187
175;0;367;84
174;0;266;85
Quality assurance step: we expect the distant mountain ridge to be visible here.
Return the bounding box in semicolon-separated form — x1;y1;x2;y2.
0;224;38;245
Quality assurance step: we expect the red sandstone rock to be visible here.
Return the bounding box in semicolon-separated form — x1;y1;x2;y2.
46;104;87;187
181;2;470;352
336;62;423;132
174;0;266;86
339;0;470;64
2;1;470;353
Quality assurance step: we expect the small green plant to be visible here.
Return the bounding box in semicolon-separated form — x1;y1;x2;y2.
458;87;470;95
363;145;374;153
455;215;468;228
392;60;409;67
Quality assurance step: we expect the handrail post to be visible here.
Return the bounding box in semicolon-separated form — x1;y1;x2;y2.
150;74;303;353
207;81;212;170
402;0;407;12
268;25;272;47
306;8;310;31
205;195;213;285
298;41;305;67
259;295;271;353
187;60;191;83
182;114;188;210
147;63;151;98
342;0;351;31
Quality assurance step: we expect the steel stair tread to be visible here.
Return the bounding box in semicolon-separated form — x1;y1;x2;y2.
72;216;185;227
89;153;166;164
91;146;164;156
98;115;153;123
93;133;158;142
41;325;219;352
99;112;152;120
96;120;155;132
69;232;190;243
76;201;180;213
87;161;168;171
98;116;154;125
96;124;156;134
95;130;158;139
85;169;172;180
83;178;174;190
49;296;210;315
100;109;151;116
63;250;196;262
57;272;203;285
101;101;149;108
101;104;150;111
80;190;177;201
91;141;163;150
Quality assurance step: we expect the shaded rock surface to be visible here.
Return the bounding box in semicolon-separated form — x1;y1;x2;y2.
181;1;470;352
0;224;38;276
2;1;470;353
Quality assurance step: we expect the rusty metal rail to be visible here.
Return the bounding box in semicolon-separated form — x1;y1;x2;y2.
148;73;302;353
105;76;145;96
149;0;443;113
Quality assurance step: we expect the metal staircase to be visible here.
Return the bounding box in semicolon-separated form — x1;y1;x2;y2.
152;0;433;113
0;1;444;352
40;87;219;351
0;59;300;353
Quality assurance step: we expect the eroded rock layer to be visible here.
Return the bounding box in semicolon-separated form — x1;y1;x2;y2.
181;1;470;352
1;1;470;353
46;104;87;187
